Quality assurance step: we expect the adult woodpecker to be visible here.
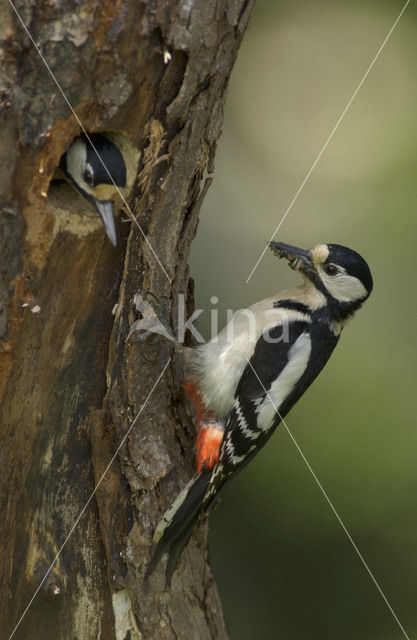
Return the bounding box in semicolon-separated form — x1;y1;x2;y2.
147;241;373;582
59;133;127;246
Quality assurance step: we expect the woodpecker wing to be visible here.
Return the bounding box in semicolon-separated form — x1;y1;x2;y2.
203;319;312;507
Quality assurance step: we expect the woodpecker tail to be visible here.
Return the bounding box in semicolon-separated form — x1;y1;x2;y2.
146;468;212;584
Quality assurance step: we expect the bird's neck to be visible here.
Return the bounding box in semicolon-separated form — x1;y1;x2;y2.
296;279;363;329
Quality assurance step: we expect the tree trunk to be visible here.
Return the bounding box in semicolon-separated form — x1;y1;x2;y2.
0;1;254;638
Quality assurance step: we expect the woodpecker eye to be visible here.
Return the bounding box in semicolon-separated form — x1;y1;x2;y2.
324;264;339;276
83;167;94;186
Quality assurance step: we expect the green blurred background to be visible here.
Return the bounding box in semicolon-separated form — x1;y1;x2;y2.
189;1;417;638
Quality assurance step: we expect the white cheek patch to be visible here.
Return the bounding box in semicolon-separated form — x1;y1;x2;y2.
66;140;96;197
320;272;368;302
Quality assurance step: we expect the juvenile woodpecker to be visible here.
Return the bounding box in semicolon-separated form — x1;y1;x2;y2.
59;133;127;246
147;241;373;582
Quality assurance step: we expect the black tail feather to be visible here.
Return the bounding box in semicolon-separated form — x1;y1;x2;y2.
164;529;192;586
146;469;212;581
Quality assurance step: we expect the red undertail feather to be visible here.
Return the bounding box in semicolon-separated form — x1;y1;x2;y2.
183;380;223;473
196;425;223;473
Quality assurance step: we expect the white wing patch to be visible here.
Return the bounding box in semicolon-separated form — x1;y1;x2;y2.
256;332;312;430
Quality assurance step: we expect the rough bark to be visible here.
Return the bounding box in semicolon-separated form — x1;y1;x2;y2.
0;1;254;638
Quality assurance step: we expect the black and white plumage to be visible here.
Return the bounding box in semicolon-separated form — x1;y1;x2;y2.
148;241;373;583
59;133;127;246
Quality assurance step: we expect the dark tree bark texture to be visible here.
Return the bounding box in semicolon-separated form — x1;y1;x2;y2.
0;1;254;638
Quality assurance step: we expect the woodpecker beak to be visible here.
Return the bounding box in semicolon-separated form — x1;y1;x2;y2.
93;200;118;247
269;241;313;274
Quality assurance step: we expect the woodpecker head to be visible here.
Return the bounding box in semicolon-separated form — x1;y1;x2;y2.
59;133;127;246
270;241;373;315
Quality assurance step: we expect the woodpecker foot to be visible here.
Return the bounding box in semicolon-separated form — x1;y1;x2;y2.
196;424;224;473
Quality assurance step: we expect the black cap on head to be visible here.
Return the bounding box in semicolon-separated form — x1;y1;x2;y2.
84;134;127;187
